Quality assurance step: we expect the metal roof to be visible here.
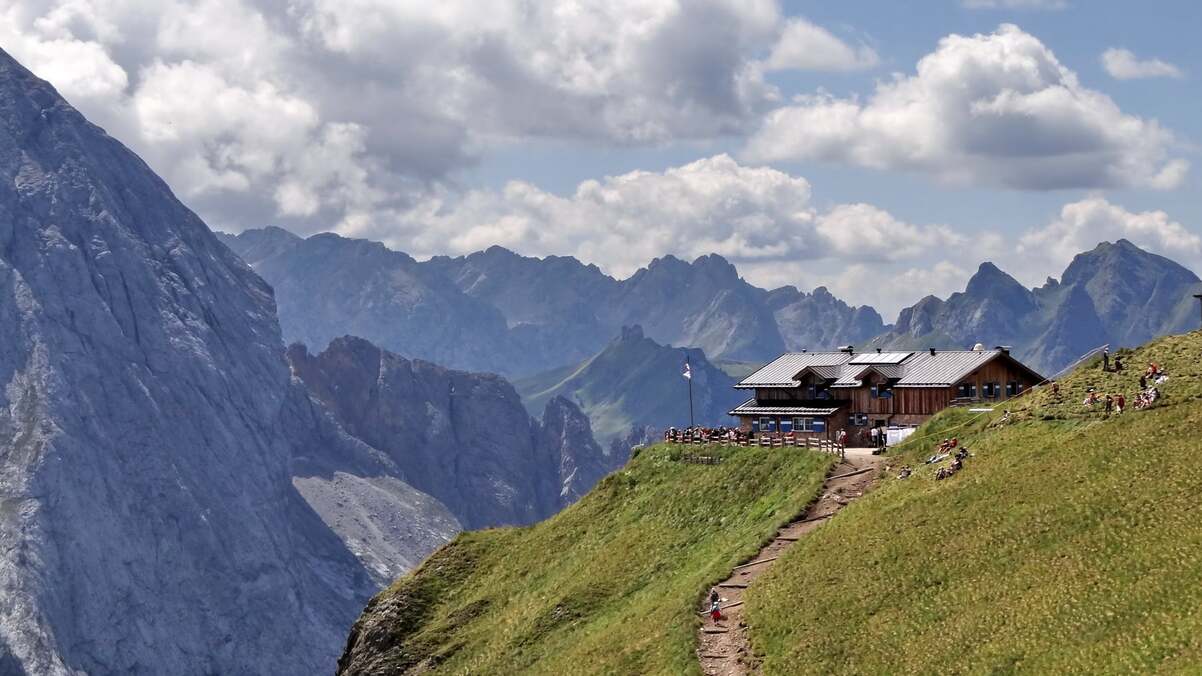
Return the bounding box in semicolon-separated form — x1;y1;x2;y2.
735;352;854;388
738;349;1043;390
729;398;842;417
892;350;1002;387
848;351;913;365
807;365;845;380
832;363;905;388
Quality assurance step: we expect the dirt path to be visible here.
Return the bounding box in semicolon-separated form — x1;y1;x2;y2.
696;448;883;676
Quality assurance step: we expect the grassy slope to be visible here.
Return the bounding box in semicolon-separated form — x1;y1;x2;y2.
747;331;1202;674
343;444;833;675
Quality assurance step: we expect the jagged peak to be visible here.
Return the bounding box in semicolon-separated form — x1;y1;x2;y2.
619;324;645;342
965;261;1027;297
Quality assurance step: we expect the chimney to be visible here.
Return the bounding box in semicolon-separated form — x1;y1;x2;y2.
929;347;936;356
876;347;882;353
994;345;1011;355
838;345;855;354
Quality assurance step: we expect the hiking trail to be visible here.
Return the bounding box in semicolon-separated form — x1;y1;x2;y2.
696;448;884;676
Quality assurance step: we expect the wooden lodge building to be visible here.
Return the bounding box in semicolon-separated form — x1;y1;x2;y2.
730;346;1044;439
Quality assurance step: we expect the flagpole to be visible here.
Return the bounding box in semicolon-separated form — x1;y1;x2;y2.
686;355;695;428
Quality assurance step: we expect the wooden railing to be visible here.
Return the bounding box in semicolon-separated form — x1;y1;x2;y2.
664;430;845;460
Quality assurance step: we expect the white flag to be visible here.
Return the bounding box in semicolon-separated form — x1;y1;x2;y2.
682;362;692;380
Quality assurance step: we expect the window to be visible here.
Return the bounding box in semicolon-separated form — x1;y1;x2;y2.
851;413;868;426
759;417;773;432
1006;380;1023;397
871;384;893;399
956;382;977;398
982;382;1001;398
792;417;815;432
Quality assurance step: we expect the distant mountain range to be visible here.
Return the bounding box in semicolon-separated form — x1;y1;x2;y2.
218;229;883;376
874;240;1201;375
514;325;744;448
221;228;1200;380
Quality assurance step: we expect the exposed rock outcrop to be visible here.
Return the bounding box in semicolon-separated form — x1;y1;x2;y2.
0;48;454;674
288;337;615;529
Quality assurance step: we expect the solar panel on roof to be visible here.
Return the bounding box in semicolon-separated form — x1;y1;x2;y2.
847;352;913;365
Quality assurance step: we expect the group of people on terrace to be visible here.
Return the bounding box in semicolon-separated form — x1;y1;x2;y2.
665;426;744;444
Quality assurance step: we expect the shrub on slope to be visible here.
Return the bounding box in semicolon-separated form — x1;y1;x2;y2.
339;444;833;675
747;331;1202;674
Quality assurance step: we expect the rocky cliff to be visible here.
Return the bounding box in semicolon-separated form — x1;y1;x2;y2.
0;49;460;674
765;285;885;352
288;337;614;530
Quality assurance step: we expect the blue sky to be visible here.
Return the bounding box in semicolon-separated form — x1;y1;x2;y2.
3;0;1198;316
468;1;1200;243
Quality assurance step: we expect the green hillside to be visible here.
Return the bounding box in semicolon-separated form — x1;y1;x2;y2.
339;444;834;675
747;331;1202;674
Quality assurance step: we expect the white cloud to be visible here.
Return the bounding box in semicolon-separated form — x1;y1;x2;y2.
962;0;1068;9
743;24;1188;191
1;0;878;236
1101;48;1184;80
380;155;961;298
1015;197;1202;280
829;261;970;318
765;18;878;72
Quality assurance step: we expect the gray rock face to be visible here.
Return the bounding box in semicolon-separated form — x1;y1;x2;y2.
287;337;615;529
219;230;516;374
765;285;885;352
0;49;454;674
536;395;612;504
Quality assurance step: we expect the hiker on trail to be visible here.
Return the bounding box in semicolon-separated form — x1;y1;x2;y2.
1104;395;1113;414
1102;348;1110;372
1051;381;1060;396
710;599;722;623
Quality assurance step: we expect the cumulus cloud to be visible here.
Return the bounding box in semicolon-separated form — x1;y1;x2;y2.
383;155;962;300
743;24;1188;191
765;18;878;72
1015;197;1202;279
1;0;881;235
1101;48;1185;80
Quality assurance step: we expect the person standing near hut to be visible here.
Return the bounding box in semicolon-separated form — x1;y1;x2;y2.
869;426;879;449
